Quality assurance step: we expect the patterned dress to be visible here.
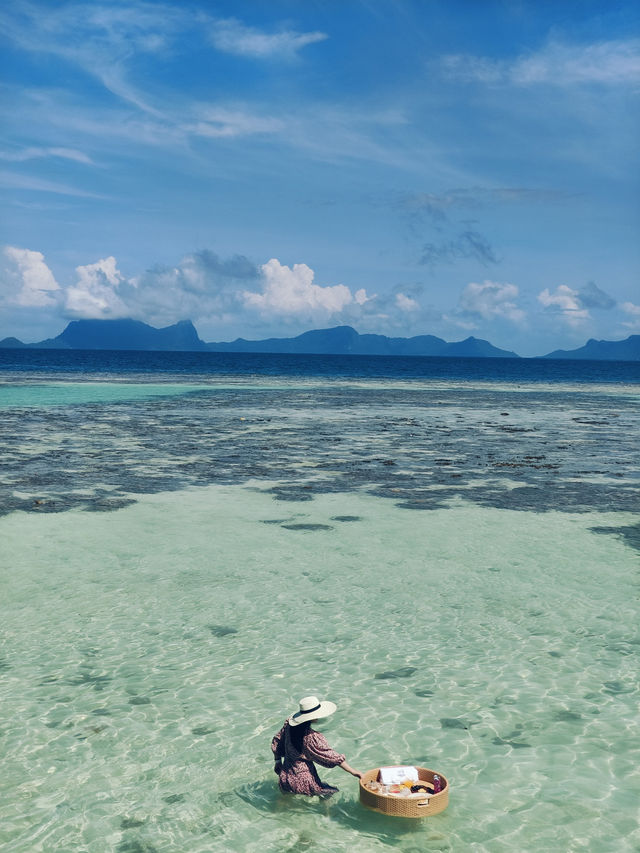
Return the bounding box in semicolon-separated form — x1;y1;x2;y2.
271;721;346;796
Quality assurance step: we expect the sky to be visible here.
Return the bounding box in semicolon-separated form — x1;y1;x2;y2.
1;0;639;356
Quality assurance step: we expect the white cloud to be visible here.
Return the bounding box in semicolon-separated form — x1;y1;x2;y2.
3;247;249;327
459;280;524;322
3;246;60;307
621;301;640;330
538;284;590;326
188;107;283;139
443;38;640;86
243;259;369;319
395;292;420;312
65;257;129;318
0;146;93;164
126;250;260;327
210;18;327;59
0;170;105;198
0;2;191;117
354;288;372;306
513;39;640;85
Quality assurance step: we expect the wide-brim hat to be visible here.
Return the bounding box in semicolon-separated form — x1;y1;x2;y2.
289;695;337;727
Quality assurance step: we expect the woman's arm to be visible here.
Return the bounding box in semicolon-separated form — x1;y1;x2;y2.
271;726;285;773
304;731;361;777
271;726;285;758
339;760;362;779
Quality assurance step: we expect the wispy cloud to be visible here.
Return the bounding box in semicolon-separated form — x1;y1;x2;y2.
0;146;94;164
0;2;185;114
399;187;573;221
442;38;640;86
187;106;284;139
0;170;105;198
420;231;498;268
209;17;327;59
398;186;572;270
0;3;411;176
576;281;616;310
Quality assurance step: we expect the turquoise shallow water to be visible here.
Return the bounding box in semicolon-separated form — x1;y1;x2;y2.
0;382;213;408
0;368;638;852
1;484;638;852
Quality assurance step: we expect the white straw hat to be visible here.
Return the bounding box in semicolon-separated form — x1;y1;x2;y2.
289;695;337;727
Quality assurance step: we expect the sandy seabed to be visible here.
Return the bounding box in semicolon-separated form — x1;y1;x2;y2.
1;481;638;853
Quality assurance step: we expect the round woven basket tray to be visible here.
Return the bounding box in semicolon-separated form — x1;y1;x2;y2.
359;767;449;818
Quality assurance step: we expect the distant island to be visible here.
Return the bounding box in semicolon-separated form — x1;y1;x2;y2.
1;318;639;360
541;336;640;361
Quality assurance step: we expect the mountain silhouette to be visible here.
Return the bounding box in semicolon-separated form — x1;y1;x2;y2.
2;319;638;359
542;335;640;361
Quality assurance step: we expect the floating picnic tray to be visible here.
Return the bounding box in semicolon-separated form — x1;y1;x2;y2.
359;767;449;818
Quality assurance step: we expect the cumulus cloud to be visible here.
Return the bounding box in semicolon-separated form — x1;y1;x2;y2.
1;245;262;329
442;38;640;86
458;280;524;323
243;259;370;321
3;246;60;307
126;250;260;327
621;301;640;330
538;284;590;326
65;257;129;318
210;18;327;59
537;281;617;327
5;246;556;344
4;248;379;333
395;292;420;312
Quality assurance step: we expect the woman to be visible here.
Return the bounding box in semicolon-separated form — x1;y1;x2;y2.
271;695;362;796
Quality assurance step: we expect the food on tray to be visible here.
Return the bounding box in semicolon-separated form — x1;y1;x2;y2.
364;778;434;798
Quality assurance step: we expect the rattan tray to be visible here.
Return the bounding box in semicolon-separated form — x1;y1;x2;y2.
359;767;449;818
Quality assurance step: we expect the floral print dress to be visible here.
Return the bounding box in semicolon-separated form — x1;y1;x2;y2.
271;721;346;796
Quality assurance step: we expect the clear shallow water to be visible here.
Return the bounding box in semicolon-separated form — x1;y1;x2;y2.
0;382;214;408
0;354;638;851
1;487;638;852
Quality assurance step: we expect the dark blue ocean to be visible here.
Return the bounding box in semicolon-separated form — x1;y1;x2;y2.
1;346;638;383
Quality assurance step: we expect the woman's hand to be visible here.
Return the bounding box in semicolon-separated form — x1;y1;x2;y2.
340;760;362;778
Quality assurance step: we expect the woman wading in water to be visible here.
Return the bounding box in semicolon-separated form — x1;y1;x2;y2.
271;696;361;796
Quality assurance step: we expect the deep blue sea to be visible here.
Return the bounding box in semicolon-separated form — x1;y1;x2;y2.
1;348;638;852
1;347;639;383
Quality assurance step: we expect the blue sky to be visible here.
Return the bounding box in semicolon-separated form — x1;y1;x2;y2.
1;0;638;356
